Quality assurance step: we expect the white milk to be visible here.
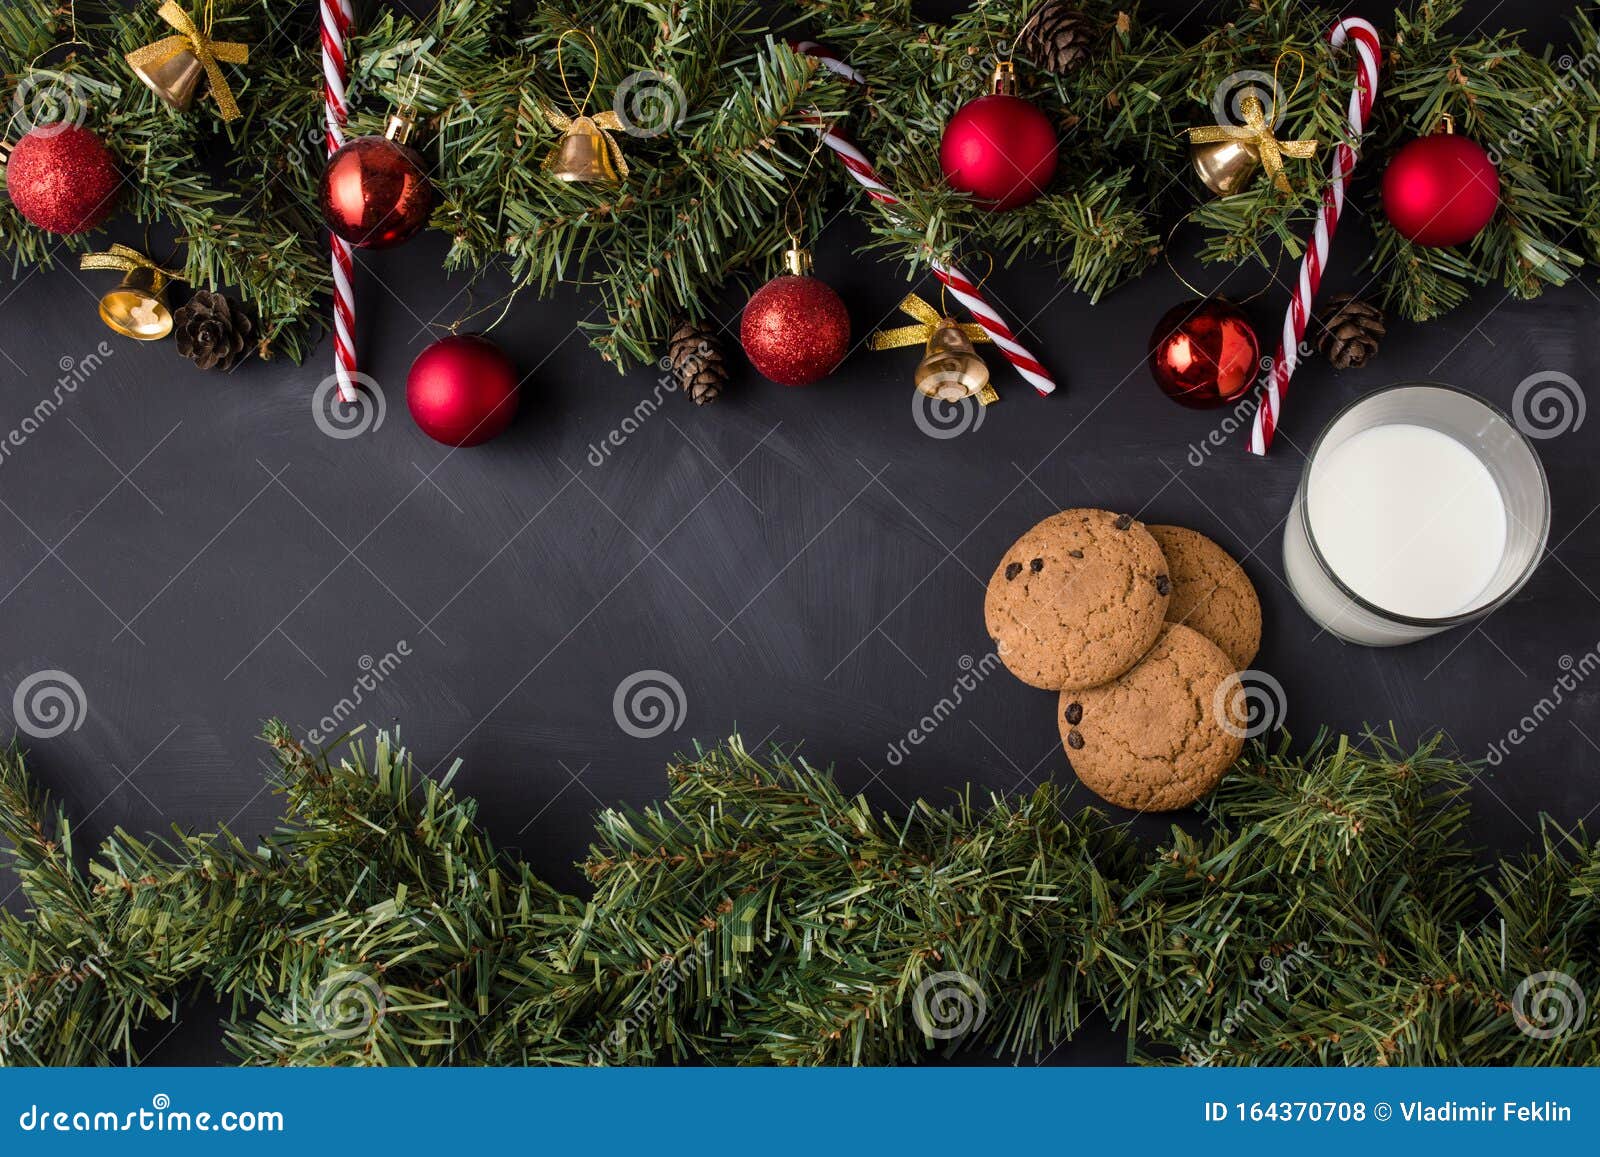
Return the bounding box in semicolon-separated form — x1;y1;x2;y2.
1295;423;1507;626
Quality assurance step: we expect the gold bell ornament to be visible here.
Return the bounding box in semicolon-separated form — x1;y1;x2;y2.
870;293;998;404
79;245;184;341
124;1;251;120
540;29;628;184
1186;54;1317;197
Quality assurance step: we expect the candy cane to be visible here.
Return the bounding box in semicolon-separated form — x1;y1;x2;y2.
795;42;1056;396
321;0;359;404
1248;18;1381;455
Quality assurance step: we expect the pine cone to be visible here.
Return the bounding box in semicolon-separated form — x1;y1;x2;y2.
1312;293;1386;370
666;318;728;405
1022;1;1096;74
173;291;255;371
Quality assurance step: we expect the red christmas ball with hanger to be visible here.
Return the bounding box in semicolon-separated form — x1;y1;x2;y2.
1147;299;1260;408
1381;126;1500;248
5;124;121;235
320;115;435;249
406;334;520;446
938;61;1058;212
740;247;851;386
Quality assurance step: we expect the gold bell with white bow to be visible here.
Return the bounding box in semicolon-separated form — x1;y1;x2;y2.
870;293;998;404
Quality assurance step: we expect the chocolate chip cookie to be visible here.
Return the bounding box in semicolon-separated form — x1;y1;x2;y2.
1058;624;1244;811
1148;525;1261;670
985;509;1170;691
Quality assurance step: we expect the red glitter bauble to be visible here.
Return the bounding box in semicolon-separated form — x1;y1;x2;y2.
938;94;1058;211
406;335;520;446
5;124;120;235
740;274;851;386
1148;299;1260;409
319;135;434;249
1381;132;1500;248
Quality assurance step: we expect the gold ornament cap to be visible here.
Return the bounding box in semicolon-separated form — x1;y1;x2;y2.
783;244;813;276
991;59;1018;97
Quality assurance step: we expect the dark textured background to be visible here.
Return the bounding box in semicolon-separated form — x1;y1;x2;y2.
2;0;1596;1064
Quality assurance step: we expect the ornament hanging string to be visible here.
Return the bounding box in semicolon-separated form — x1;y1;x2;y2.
320;0;358;404
792;41;1057;397
1248;18;1382;455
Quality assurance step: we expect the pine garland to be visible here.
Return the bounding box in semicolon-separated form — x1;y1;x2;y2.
1;723;1595;1066
1;1;1595;371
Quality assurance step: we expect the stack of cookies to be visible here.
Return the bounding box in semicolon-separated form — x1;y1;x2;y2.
983;510;1262;811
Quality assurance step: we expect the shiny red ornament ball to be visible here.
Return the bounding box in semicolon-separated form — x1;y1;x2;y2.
1381;132;1500;248
939;94;1059;211
740;274;851;386
5;124;120;235
406;335;520;446
1148;299;1260;409
319;135;435;249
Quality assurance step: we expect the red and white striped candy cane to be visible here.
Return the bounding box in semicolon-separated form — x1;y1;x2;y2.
321;0;359;404
794;41;1056;396
1248;17;1381;455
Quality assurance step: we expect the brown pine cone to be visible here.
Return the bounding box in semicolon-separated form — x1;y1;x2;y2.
173;291;255;371
1312;293;1386;370
1022;1;1096;74
666;318;728;405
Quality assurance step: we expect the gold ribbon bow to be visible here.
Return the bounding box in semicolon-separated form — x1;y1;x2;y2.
541;103;630;180
125;1;251;121
868;293;991;351
1186;94;1317;194
79;244;185;288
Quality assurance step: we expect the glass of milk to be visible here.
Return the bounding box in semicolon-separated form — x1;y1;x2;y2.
1282;383;1549;646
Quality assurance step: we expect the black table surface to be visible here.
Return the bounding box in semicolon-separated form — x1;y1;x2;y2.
3;0;1596;1065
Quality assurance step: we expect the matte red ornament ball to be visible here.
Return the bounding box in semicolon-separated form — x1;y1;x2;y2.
938;94;1059;211
5;124;121;235
1147;299;1260;409
406;335;520;447
1381;133;1500;248
319;134;435;249
740;275;851;386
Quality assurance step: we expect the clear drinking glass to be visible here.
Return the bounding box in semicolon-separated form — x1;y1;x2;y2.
1282;383;1551;646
